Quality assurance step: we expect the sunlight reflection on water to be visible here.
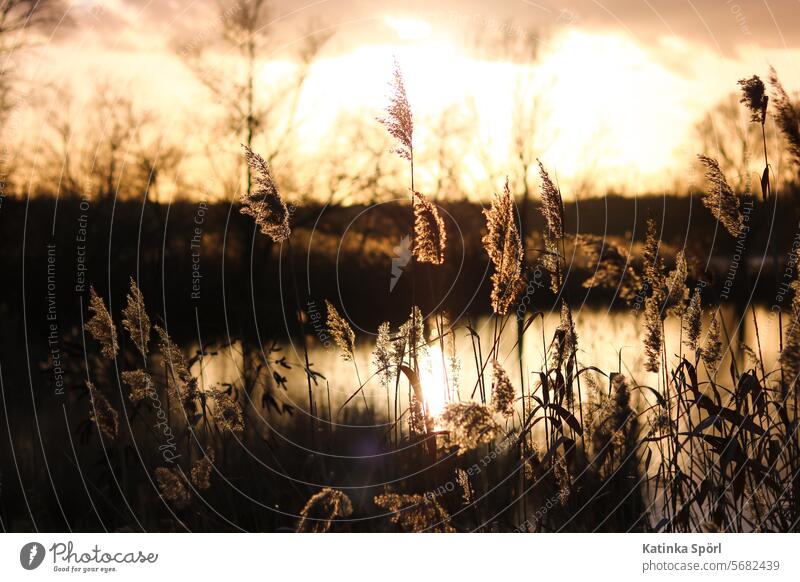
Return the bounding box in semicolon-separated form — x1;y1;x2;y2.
197;306;781;424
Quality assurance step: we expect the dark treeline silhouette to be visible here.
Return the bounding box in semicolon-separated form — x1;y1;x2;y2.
3;188;799;348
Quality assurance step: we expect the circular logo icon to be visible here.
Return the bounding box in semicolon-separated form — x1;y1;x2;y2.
20;542;46;570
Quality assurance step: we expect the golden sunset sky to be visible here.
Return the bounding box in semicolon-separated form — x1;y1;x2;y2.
17;0;800;199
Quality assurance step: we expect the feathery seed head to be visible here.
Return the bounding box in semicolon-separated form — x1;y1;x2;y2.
412;191;446;265
537;161;564;292
702;310;723;374
374;493;455;533
697;154;744;238
86;287;119;359
211;389;244;434
297;488;354;533
664;250;689;315
491;360;515;417
121;278;150;358
483;178;524;314
240;145;291;242
120;369;154;403
325;300;356;361
372;322;395;388
378;57;414;161
643;217;666;290
683;287;703;351
768;67;800;169
643;294;663;373
155;325;193;403
579;234;641;304
87;381;119;440
154;467;191;509
190;450;214;491
439;402;499;454
738;75;768;124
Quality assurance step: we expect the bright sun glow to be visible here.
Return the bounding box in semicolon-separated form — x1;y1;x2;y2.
384;16;433;41
418;346;450;418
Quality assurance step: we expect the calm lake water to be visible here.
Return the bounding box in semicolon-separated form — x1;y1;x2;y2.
192;305;783;427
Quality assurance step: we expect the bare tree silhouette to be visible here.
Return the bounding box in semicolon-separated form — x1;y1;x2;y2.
176;0;329;198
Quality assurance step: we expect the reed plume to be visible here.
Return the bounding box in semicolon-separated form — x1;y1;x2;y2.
325;300;356;361
643;217;665;291
408;393;428;435
155;325;194;402
702;310;723;374
768;67;800;168
664;250;688;315
412;190;446;265
439;402;499;454
537;161;565;292
211;389;244;434
683;287;703;351
491;360;515;417
378;57;413;161
296;488;353;533
154;467;191;510
643;293;663;373
553;454;571;505
455;469;473;504
585;374;633;459
86;380;119;440
190;450;214;491
579;234;640;304
482;177;524;314
372;321;395;388
738;75;768;124
374;493;455;532
121;277;150;358
551;301;578;369
86;287;118;359
120;369;153;403
240;145;291;243
697;154;744;238
399;306;426;360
